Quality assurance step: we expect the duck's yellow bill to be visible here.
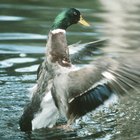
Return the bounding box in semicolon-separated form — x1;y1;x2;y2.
78;15;90;26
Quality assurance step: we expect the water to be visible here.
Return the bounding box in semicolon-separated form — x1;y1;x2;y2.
0;0;140;139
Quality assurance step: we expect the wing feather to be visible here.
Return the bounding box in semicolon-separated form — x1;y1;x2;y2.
67;54;140;121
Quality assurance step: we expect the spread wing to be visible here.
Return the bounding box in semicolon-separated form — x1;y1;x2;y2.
67;54;140;120
69;39;106;64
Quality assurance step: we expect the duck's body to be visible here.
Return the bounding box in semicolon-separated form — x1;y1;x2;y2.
35;30;140;127
19;9;140;132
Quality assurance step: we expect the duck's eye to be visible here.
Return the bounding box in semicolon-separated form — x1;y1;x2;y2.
73;11;77;16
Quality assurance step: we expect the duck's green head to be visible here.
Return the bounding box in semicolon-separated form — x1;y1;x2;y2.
51;8;89;30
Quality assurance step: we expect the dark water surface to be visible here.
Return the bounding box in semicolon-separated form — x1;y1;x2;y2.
0;0;140;140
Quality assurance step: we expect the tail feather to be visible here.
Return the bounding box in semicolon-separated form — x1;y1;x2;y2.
19;103;33;131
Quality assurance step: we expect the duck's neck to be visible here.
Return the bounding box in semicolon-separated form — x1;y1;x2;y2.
51;22;68;30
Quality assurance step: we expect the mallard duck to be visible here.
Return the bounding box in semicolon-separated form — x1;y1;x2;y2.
19;8;140;132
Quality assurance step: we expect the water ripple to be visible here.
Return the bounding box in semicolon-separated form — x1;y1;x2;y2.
15;64;39;72
0;33;46;40
0;15;26;21
0;57;37;68
0;44;45;53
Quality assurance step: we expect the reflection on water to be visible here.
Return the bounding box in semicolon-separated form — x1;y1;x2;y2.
0;0;140;139
0;33;46;40
0;15;25;21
